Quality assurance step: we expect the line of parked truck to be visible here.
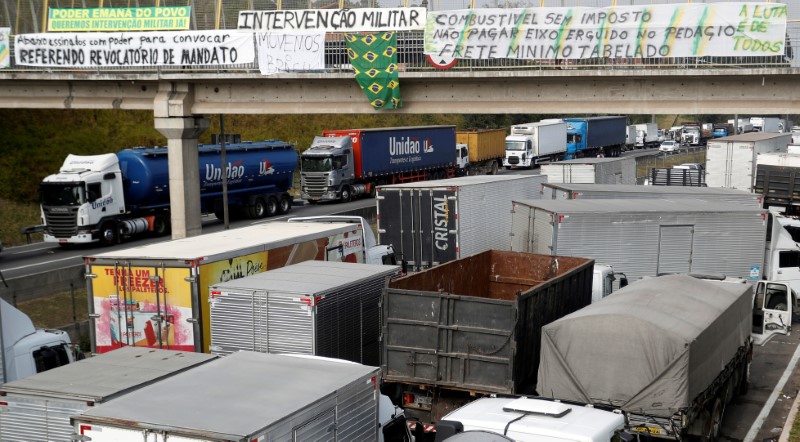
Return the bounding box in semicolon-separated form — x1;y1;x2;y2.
37;118;648;247
7;168;800;440
11;120;800;440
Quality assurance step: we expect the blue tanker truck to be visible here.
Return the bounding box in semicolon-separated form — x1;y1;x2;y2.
39;140;297;246
564;116;627;159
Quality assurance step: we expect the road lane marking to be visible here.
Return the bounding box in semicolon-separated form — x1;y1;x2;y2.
1;256;80;273
743;339;800;442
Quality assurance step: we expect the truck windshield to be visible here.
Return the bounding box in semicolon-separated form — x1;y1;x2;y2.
40;184;85;206
302;157;333;172
505;141;526;151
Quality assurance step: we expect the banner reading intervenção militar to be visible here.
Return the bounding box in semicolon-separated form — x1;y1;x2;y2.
14;30;255;68
424;2;787;60
239;8;426;32
49;7;191;32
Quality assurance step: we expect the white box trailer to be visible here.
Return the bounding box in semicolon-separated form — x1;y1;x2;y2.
72;352;385;442
540;183;763;207
757;152;800;168
85;220;388;355
209;260;401;365
376;174;546;272
510;199;767;282
0;347;215;442
504;121;567;167
706;132;791;190
540;157;636;184
635;123;659;148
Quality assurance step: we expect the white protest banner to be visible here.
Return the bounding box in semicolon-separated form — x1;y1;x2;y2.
239;8;426;32
14;30;255;67
256;32;325;75
0;28;9;68
424;3;787;60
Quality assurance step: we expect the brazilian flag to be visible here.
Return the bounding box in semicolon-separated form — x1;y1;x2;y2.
345;32;402;110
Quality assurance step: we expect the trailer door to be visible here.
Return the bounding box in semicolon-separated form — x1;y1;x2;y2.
656;225;694;275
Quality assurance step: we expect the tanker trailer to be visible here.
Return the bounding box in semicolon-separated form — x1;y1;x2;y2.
40;140;297;245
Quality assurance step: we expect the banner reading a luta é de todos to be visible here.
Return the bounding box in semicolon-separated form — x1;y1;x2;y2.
425;2;787;60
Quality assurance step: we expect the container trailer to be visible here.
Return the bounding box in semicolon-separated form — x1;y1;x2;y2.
376;174;546;272
539;157;636;184
648;167;705;186
455;128;506;175
538;275;753;440
381;250;594;429
706;132;791;190
71;352;411;442
509;199;767;282
0;347;215;441
300;125;457;203
563;116;627;159
503;121;567;168
85;218;394;354
209;260;401;366
40;141;297;245
754;153;800;212
635;123;660;148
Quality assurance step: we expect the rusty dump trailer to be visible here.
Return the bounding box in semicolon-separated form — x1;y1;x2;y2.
381;250;594;427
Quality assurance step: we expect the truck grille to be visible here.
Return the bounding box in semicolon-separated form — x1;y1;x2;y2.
507;156;519;165
302;174;328;197
43;207;79;238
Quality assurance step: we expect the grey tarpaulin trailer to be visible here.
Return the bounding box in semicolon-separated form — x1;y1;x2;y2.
540;157;636;184
538;274;753;439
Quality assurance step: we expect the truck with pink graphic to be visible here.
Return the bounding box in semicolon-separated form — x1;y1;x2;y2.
300;126;457;203
85;218;395;354
40;140;296;246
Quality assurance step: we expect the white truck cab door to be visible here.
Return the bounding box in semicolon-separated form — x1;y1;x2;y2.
753;281;793;345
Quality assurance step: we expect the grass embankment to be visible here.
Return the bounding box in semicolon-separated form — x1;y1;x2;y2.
0;199;42;247
15;290;89;329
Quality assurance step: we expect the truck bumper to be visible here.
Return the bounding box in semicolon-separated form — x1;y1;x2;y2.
43;232;97;244
301;190;339;202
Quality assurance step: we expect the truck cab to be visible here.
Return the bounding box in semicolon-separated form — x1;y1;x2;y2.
504;124;538;169
287;215;396;266
300;136;358;203
40;154;126;245
434;396;628;442
456;143;470;173
1;298;77;384
592;264;627;303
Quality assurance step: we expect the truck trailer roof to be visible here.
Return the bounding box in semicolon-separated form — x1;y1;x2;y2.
86;221;358;261
74;352;379;439
0;347;215;402
513;198;763;214
376;174;538;189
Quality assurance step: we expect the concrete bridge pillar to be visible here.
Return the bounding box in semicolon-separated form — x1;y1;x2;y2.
153;82;209;240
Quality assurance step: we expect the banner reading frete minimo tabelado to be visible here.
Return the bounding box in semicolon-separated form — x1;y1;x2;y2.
424;2;787;59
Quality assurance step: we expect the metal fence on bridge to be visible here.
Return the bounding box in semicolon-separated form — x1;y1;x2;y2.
1;0;798;73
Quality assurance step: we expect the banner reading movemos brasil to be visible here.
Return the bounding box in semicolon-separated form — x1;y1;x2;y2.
346;32;402;110
424;2;787;60
49;7;191;31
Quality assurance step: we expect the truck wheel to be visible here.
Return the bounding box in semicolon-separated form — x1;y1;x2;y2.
277;195;292;214
248;198;268;219
266;197;279;217
340;186;352;203
505;166;511;170
490;161;499;175
99;222;118;246
153;215;170;236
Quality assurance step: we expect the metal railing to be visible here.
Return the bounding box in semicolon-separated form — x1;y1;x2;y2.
1;0;798;74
